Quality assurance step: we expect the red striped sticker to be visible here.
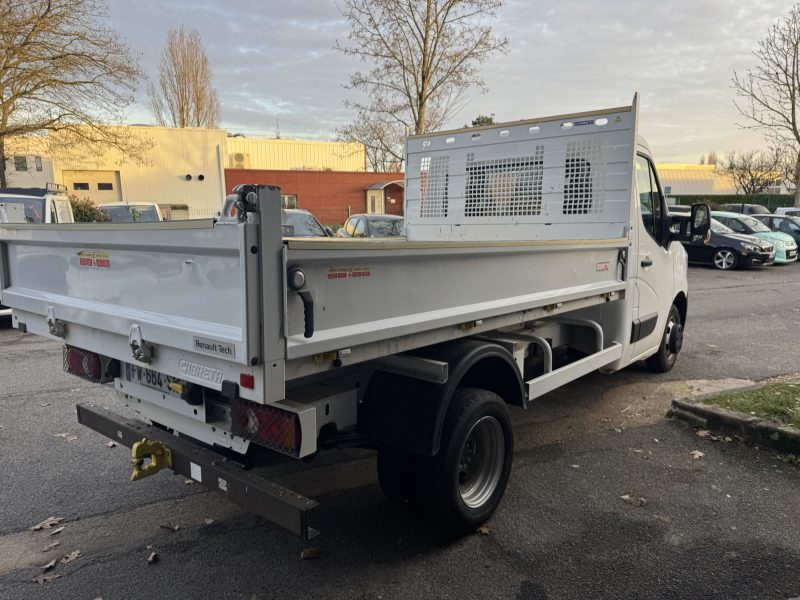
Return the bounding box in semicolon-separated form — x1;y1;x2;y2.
327;266;371;280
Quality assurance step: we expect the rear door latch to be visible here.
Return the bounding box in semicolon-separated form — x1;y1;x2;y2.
46;306;67;338
129;325;154;364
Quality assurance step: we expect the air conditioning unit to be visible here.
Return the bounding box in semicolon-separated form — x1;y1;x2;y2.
230;153;250;169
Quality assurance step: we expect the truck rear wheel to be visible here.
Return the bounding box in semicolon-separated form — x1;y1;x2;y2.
422;387;513;535
646;304;682;373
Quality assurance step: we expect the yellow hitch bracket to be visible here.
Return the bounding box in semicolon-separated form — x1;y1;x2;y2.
131;438;173;481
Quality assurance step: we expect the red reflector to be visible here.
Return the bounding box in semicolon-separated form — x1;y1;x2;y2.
240;373;255;389
63;345;102;382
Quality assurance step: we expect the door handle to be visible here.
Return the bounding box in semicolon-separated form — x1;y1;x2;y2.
641;256;653;268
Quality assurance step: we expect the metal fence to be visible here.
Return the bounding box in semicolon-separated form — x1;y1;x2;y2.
673;194;797;211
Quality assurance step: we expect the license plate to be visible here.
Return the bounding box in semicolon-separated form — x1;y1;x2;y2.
788;250;797;259
124;363;178;395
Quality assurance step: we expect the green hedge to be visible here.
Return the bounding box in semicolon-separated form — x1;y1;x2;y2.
673;194;797;211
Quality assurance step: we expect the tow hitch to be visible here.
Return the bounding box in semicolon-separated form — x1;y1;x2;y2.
131;439;173;481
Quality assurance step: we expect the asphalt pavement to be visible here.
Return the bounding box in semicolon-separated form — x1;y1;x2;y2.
1;264;800;600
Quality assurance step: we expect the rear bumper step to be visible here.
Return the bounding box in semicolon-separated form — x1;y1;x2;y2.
76;404;319;540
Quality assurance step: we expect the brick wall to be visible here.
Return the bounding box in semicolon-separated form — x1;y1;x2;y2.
225;169;404;225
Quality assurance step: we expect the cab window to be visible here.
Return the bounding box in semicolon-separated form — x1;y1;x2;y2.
345;218;357;236
354;218;367;237
635;156;664;244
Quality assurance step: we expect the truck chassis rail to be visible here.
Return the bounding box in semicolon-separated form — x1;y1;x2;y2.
76;404;319;540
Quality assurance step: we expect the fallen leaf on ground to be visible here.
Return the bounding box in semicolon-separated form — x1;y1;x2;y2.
54;433;69;438
31;517;63;531
696;429;712;438
620;494;647;507
61;550;81;564
476;525;491;535
105;441;117;448
632;449;644;454
568;464;580;469
159;523;179;532
183;480;194;485
42;542;60;553
204;518;215;525
33;573;61;584
41;559;57;572
147;551;159;564
300;547;321;560
724;436;733;443
49;526;65;536
653;438;660;443
690;450;705;459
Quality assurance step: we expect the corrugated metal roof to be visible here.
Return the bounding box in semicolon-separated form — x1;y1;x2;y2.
227;138;365;172
655;164;737;196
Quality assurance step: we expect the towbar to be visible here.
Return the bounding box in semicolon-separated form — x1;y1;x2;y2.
76;404;319;540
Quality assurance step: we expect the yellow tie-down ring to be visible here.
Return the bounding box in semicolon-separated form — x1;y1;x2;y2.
131;438;173;481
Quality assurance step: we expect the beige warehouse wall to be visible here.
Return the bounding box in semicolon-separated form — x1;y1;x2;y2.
49;126;228;212
228;137;365;172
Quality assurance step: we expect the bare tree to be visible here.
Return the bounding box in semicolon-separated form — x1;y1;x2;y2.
0;0;143;188
147;28;220;128
732;4;800;206
338;112;404;172
699;155;706;165
335;0;509;155
722;149;783;195
706;150;718;166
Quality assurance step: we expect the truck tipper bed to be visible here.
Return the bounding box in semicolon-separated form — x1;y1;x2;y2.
0;95;709;539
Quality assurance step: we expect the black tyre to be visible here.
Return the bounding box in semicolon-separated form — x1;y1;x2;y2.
646;304;682;373
420;387;513;535
712;248;738;270
377;445;423;505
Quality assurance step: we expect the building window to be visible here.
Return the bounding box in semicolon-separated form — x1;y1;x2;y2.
34;156;43;172
14;156;27;171
73;182;89;191
97;183;113;191
281;194;298;209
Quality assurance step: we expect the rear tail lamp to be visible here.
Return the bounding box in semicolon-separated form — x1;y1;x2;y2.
231;399;301;457
63;345;118;383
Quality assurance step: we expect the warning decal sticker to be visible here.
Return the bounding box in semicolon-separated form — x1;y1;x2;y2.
327;266;372;280
77;250;111;268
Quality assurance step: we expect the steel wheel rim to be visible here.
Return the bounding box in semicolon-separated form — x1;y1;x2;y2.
663;314;678;363
458;416;504;509
714;250;734;269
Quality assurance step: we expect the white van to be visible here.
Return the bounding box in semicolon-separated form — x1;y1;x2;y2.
0;183;74;224
774;206;800;217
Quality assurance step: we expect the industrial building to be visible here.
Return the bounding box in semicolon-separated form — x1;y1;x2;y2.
5;128;374;220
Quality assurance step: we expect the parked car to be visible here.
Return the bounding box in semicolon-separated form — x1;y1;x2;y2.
751;214;800;247
774;207;800;217
337;214;404;238
677;217;775;270
100;202;163;223
282;208;333;237
0;183;74;224
712;211;798;264
721;203;771;215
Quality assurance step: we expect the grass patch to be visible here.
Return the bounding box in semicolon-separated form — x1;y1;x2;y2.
701;381;800;429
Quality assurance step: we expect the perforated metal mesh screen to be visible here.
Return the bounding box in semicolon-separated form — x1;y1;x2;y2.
419;155;450;218
464;148;544;217
563;140;605;215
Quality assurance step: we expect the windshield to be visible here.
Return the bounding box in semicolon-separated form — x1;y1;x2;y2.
739;215;772;233
284;211;327;236
0;197;45;223
102;205;160;223
368;218;403;237
710;218;733;234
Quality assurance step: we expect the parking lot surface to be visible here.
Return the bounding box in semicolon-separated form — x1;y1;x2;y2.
1;264;800;599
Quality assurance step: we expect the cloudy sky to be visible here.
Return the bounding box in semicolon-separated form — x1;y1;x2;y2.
108;0;793;163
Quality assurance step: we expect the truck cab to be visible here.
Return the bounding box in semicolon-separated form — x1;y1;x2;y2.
0;183;74;224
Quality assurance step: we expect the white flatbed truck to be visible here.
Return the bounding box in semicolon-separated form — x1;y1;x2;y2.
0;95;709;539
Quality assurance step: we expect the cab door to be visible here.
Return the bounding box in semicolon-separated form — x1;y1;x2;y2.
631;155;673;358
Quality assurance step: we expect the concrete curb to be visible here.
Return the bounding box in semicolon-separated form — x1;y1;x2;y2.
668;398;800;455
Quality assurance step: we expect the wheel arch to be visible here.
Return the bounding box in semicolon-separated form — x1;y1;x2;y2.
359;339;524;457
672;291;687;326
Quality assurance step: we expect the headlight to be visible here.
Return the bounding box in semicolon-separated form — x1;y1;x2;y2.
742;244;761;252
775;240;785;248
